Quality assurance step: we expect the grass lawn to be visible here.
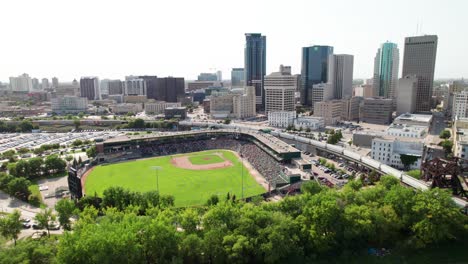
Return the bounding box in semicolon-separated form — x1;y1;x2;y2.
85;150;266;207
188;154;225;165
406;169;422;179
28;183;44;207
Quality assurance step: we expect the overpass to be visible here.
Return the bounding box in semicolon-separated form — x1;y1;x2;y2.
181;121;468;208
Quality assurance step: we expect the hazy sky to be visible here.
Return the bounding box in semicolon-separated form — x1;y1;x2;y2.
1;0;467;82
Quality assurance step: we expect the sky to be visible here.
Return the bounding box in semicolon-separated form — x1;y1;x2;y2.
1;0;467;82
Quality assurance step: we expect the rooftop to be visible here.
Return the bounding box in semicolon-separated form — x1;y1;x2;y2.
394;113;433;123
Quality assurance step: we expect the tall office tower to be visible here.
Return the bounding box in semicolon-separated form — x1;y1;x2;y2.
155;77;185;102
244;33;266;109
216;71;222;81
300;45;334;107
138;76;158;99
453;91;468;118
264;65;296;113
198;72;218;81
402;35;438;113
80;77;100;100
328;54;354;99
396;75;418;115
32;78;40;90
123;77;147;96
231;68;245;87
108;79;123;95
52;77;59;88
9;73;33;92
100;79;110;95
372;42;399;98
41;78;50;90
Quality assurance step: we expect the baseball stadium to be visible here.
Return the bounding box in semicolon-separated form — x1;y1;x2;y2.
71;129;309;207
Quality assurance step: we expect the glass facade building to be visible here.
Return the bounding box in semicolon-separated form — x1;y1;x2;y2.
373;42;399;98
300;45;333;107
231;68;245;87
244;33;266;109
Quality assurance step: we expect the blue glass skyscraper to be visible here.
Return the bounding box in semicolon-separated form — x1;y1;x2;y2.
300;45;333;107
373;42;399;98
244;33;266;109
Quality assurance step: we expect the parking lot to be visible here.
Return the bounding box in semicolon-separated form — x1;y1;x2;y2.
0;131;122;153
37;176;69;208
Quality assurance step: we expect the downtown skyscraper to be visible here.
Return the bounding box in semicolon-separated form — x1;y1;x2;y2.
373;42;399;98
328;54;354;99
402;35;438;113
244;33;266;110
300;45;334;107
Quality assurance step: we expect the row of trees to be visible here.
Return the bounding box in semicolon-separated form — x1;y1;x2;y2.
125;118;177;129
2;176;466;263
0;120;37;133
8;155;66;180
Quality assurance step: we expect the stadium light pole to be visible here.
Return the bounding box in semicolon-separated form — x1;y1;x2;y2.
151;166;162;193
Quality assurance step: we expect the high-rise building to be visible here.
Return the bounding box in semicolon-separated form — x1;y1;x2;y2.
402;35;438;113
372;42;399;98
328;54;354;99
123;77;147;96
397;75;418;115
311;82;333;107
264;65;296;113
231;68;245;87
9;73;33;92
137;76;158;99
52;77;59;88
107;80;123;95
360;97;394;124
314;99;343;125
32;78;40;90
216;71;222;81
453;91;468;119
300;45;334;107
233;86;256;119
41;78;50;90
198;72;218;81
51;96;88;114
244;33;266;109
80;77;100;100
155;77;185;102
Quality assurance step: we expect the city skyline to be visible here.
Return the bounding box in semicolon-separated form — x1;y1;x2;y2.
1;0;467;82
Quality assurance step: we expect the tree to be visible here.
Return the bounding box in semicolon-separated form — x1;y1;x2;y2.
379;175;400;190
0;210;22;245
439;130;451;139
44;155;66;175
65;155;74;163
14;159;30;177
400;154;419;171
55;199;77;230
180;208;199;234
86;145;97;159
224;118;231;125
35;208;56;237
206;194;219;206
28;157;44;179
19;120;33;132
439;140;453;155
7;177;31;201
301;181;324;195
411;188;465;247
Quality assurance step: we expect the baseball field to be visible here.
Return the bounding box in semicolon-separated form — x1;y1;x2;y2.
84;149;266;207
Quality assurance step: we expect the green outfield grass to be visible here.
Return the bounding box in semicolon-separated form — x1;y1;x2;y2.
188;153;225;165
85;150;266;207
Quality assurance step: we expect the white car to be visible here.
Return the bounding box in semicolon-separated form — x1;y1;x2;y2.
38;184;49;191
